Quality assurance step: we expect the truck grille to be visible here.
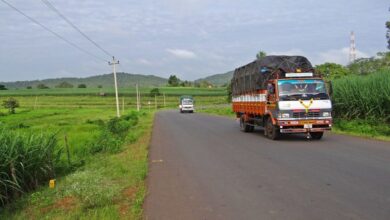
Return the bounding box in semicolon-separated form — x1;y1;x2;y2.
292;112;320;118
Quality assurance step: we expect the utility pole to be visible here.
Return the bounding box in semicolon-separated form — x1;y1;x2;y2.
349;31;356;63
163;93;166;108
155;95;157;110
109;56;120;117
122;97;125;114
136;83;140;111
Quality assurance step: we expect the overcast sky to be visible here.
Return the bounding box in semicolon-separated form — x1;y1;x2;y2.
0;0;389;81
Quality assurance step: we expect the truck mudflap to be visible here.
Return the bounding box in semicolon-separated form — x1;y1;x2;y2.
280;127;331;133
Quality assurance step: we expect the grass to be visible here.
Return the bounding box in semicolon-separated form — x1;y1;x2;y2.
333;69;390;121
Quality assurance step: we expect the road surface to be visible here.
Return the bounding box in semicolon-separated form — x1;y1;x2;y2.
144;111;390;220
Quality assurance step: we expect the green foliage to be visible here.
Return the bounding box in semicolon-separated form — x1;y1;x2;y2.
26;86;32;89
315;62;350;79
0;85;7;90
256;50;267;60
55;81;74;88
78;84;87;88
333;69;390;122
36;83;49;89
168;75;180;87
90;112;139;154
386;21;390;50
195;80;214;88
180;80;193;87
0;129;60;206
227;82;232;103
2;98;19;114
149;88;161;97
97;85;103;88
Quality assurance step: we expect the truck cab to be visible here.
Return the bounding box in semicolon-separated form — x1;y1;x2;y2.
265;76;332;139
179;96;194;113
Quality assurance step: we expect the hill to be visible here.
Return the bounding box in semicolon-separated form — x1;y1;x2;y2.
195;71;233;86
0;72;168;89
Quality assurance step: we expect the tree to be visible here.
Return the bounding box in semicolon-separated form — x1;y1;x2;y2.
226;82;232;103
78;84;87;88
149;88;161;97
386;20;390;50
55;81;74;88
26;86;32;89
0;85;7;90
2;98;19;114
315;63;350;79
256;51;267;60
97;85;103;88
168;75;180;87
37;83;49;89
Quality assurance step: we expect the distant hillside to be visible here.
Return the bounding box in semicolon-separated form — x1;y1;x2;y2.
1;72;168;89
195;71;233;86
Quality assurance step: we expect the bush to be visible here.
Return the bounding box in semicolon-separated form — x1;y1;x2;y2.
150;88;161;97
37;84;49;89
89;112;139;154
0;85;7;90
2;98;19;114
55;82;74;88
78;84;87;88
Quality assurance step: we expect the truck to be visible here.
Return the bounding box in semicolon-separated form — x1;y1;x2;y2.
179;95;194;113
231;55;332;140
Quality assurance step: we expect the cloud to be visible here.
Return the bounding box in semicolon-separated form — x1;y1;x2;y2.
136;58;153;65
166;49;197;59
269;49;307;57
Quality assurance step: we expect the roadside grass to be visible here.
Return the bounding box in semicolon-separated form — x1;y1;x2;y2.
0;110;154;219
332;118;390;141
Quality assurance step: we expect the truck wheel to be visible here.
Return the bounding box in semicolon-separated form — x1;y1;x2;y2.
310;132;323;140
266;117;279;140
240;116;253;132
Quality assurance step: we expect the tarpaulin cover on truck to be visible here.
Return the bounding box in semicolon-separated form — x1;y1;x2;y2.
231;56;313;95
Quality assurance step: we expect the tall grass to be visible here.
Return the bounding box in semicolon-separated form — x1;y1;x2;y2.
333;69;390;122
0;129;60;206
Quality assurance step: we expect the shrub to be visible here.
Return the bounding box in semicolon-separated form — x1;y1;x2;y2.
2;98;19;114
78;84;87;88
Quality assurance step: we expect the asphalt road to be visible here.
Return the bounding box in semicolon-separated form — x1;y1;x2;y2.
144;110;390;220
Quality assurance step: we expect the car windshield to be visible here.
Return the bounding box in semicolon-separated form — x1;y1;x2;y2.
278;79;328;100
182;99;193;105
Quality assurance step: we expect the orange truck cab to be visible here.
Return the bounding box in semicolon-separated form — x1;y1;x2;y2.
231;56;332;140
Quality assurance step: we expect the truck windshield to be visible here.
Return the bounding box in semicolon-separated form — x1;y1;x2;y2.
278;79;328;101
182;99;193;105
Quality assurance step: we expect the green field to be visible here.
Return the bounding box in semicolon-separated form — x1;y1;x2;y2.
0;87;227;97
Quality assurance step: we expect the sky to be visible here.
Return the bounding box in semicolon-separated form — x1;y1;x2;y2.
0;0;389;81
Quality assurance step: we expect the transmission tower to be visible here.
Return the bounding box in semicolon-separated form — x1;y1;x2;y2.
349;31;356;63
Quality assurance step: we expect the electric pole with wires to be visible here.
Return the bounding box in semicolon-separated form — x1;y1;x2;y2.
109;56;120;117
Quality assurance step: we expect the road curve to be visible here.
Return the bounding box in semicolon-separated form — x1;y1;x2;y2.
144;110;390;220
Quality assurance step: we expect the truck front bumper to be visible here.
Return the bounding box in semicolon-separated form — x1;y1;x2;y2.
277;119;332;133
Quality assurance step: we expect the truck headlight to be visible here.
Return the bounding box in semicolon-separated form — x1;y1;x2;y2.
279;113;290;118
322;112;331;117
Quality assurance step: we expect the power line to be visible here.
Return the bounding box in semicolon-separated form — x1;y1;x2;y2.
41;0;113;58
1;0;108;62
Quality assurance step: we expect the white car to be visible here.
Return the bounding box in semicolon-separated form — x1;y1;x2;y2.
179;98;194;113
